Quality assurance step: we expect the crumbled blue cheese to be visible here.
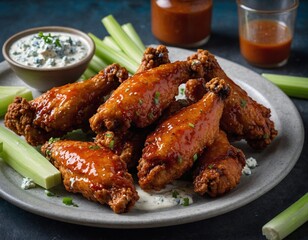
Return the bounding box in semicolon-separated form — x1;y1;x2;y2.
9;32;88;68
21;177;36;189
134;181;194;210
242;157;258;176
246;157;258;168
242;165;252;175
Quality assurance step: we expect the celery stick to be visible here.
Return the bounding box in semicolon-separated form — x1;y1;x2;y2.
122;23;146;52
0;126;61;189
0;86;33;117
262;193;308;240
262;73;308;99
0;141;3;153
89;33;139;74
87;55;108;73
81;68;97;80
103;36;123;52
102;15;143;64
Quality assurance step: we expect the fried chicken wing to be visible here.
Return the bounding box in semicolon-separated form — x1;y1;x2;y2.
5;64;128;146
137;78;230;191
136;45;170;73
90;50;209;133
41;140;139;213
188;50;278;149
193;130;245;197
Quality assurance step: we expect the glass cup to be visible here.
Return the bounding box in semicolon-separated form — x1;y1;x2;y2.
151;0;213;48
237;0;299;68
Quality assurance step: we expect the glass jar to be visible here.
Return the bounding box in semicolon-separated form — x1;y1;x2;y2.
151;0;213;48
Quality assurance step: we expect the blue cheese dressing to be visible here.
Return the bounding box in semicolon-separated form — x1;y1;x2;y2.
134;181;194;211
9;32;88;68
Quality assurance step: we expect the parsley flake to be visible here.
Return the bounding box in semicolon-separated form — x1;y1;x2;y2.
38;32;62;47
193;153;198;162
62;197;78;207
89;145;100;150
172;190;179;198
182;197;190;206
154;91;160;105
240;99;247;108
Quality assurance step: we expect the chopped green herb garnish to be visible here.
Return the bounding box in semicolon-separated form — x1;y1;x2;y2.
148;112;155;120
263;133;269;139
154;91;160;105
172;190;179;198
89;145;100;150
193;153;198;162
109;139;115;150
45;190;56;197
208;164;214;169
45;149;51;158
62;197;78;207
48;137;60;144
38;32;62;47
182;197;190;206
139;99;143;105
105;133;113;138
240;99;247;108
188;123;195;128
179;87;185;96
177;155;183;164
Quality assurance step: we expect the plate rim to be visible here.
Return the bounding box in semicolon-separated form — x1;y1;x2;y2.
0;46;305;228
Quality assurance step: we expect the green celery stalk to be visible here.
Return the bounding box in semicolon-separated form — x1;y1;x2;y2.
88;55;108;73
102;15;143;64
262;73;308;99
0;126;61;189
80;68;97;81
89;33;139;74
103;36;123;52
262;193;308;240
0;141;3;153
122;23;146;52
0;86;33;117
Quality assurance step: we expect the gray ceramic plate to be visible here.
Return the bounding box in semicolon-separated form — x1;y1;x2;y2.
0;47;304;228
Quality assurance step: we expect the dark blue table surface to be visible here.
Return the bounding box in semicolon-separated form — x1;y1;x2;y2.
0;1;307;239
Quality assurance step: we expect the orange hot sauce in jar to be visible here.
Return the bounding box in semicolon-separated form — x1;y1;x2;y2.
151;0;213;48
239;20;292;67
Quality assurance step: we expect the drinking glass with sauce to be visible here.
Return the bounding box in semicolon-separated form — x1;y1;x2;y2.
151;0;213;48
237;0;299;68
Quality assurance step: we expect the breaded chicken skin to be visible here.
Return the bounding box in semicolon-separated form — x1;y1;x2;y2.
5;64;128;146
138;78;230;191
41;140;139;213
193;130;245;197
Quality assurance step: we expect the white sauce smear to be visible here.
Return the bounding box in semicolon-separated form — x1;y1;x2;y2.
9;32;88;68
134;181;194;211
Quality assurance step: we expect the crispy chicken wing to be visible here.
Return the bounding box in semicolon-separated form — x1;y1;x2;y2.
93;45;171;169
193;130;245;197
138;78;230;191
5;64;128;146
90;50;209;133
188;50;278;149
136;45;170;73
41;140;139;213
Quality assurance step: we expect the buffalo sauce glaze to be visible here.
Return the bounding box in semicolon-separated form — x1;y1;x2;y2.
139;91;224;192
51;141;131;190
99;61;191;130
239;20;292;67
151;0;212;47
